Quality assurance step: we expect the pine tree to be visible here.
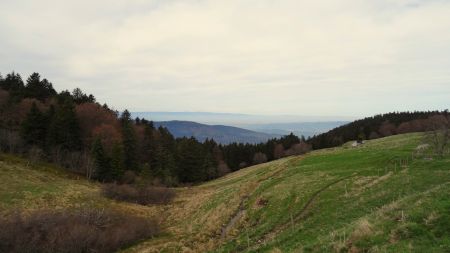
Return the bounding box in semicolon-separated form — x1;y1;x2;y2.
1;72;25;102
20;102;47;148
158;126;176;152
24;73;56;101
281;133;300;149
176;137;205;182
91;138;111;181
120;110;138;171
1;72;23;91
47;99;82;151
139;122;155;165
203;152;217;180
154;145;177;185
72;88;96;104
110;142;125;180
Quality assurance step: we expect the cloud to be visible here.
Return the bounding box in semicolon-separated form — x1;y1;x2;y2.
0;0;449;116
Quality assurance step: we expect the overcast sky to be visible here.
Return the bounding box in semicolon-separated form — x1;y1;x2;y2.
1;0;449;117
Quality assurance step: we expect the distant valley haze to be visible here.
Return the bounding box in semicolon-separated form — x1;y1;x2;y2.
152;120;280;144
132;111;354;125
133;111;349;143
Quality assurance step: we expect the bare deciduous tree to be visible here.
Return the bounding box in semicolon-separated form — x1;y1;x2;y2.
0;130;24;153
75;102;122;148
379;121;396;137
83;150;94;180
253;152;268;164
425;115;450;157
217;161;230;176
291;142;312;155
284;142;312;156
273;143;285;159
28;146;44;162
369;131;380;139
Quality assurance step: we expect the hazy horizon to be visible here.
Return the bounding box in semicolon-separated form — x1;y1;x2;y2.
132;111;355;125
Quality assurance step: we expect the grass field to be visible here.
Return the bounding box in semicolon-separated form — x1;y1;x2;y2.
1;133;449;252
0;154;163;219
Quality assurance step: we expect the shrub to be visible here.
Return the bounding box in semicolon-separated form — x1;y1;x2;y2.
102;184;175;205
0;208;159;253
27;146;45;162
252;152;267;164
120;170;136;184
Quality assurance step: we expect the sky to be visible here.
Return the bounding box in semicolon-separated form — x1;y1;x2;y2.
0;0;449;117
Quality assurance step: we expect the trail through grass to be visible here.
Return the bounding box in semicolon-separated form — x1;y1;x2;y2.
1;133;448;252
128;133;449;253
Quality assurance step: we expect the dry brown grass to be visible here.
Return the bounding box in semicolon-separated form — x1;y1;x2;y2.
350;172;393;197
350;218;374;241
102;184;175;205
424;211;439;225
127;157;300;252
269;248;283;253
329;218;375;253
353;176;377;186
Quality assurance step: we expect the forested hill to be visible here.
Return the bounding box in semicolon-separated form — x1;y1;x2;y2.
0;71;312;186
153;120;280;144
0;71;448;187
307;111;449;149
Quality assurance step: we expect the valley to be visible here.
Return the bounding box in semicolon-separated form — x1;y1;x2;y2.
2;133;448;252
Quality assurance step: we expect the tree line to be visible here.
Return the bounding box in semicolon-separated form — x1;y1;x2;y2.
307;111;450;150
0;72;312;185
2;71;446;184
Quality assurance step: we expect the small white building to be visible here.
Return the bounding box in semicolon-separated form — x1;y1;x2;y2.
352;140;365;147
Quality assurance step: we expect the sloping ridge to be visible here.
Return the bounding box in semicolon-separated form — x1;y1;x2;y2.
154;120;280;144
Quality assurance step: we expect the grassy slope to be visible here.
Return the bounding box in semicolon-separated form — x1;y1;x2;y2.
128;133;450;253
0;133;449;253
0;154;163;219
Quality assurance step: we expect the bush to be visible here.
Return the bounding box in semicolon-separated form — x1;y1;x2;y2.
120;170;136;184
0;208;159;253
27;146;45;162
102;184;175;205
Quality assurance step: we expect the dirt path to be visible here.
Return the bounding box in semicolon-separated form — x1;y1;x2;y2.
220;157;299;239
250;173;357;250
221;196;249;238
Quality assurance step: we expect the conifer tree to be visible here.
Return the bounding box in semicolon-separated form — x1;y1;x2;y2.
203;152;217;180
110;142;125;180
176;137;205;182
72;88;96;104
1;72;24;101
47;99;82;151
24;73;56;101
91;138;111;181
158;126;176;152
20;102;47;148
139;121;155;165
154;145;177;185
1;72;23;90
120;110;138;171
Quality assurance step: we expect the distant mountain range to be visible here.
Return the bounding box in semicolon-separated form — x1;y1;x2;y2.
238;121;349;138
133;112;349;144
133;111;354;125
154;121;280;144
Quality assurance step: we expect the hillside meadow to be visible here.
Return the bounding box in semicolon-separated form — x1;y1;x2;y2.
0;133;449;252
